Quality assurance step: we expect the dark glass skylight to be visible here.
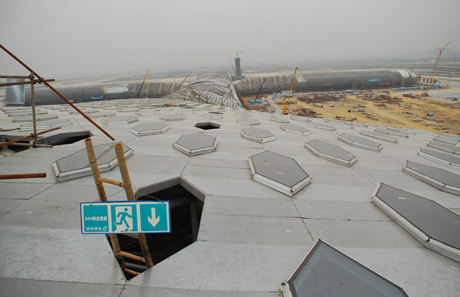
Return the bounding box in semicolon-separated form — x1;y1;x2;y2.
372;183;460;262
282;239;408;297
403;161;460;196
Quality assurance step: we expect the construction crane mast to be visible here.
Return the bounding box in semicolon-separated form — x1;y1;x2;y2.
422;41;450;97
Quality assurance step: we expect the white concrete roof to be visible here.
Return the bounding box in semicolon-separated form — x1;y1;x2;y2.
1;98;460;296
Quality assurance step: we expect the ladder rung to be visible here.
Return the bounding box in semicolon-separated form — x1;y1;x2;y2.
119;251;146;263
124;268;141;276
98;177;123;187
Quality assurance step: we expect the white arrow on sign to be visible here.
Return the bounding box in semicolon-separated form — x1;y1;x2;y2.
148;208;160;227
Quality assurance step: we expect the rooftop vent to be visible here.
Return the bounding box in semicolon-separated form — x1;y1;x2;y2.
282;239;408;297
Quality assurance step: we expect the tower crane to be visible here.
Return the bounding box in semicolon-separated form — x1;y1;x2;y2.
422;41;450;97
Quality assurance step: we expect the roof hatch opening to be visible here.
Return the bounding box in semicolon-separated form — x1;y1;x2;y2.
107;177;205;280
195;122;220;130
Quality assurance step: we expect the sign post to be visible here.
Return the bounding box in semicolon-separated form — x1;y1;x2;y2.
80;201;171;234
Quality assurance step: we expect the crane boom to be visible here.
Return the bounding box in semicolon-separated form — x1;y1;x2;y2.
422;41;450;96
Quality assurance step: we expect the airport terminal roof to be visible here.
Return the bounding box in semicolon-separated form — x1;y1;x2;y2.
1;98;460;296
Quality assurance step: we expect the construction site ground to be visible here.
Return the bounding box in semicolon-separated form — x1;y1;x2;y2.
243;88;460;135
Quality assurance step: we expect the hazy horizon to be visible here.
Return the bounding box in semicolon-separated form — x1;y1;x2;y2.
1;0;459;78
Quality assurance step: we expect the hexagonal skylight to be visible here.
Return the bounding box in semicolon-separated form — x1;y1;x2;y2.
241;127;275;143
375;128;408;138
102;115;138;125
337;133;382;152
290;115;311;122
173;133;217;156
249;150;311;196
203;113;222;120
237;118;260;126
270;116;290;123
130;122;170;136
280;124;311;136
305;139;357;166
372;183;460;263
160;114;186;121
427;141;460;154
359;130;398;143
308;122;336;131
418;148;460;168
53;142;133;182
20;119;72;131
403;160;460;195
282;239;408;297
13;114;58;122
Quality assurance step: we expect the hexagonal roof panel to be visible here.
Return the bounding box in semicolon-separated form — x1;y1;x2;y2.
375;128;409;138
117;107;140;112
135;111;160;116
89;112;116;118
160;114;186;121
249;150;311;196
101;115;138;125
237;118;260;126
337;133;382;152
53;142;133;182
203;113;223;120
20;119;72;131
280;124;311;136
433;135;459;146
427;141;460;154
305;139;357;166
308;122;336;131
13;114;58;122
290;115;312;122
282;239;408;297
173;133;217;156
176;110;195;115
359;130;398;143
373;183;460;263
269;116;289;123
403;161;460;195
130;122;170;136
418;148;460;168
241;127;275;143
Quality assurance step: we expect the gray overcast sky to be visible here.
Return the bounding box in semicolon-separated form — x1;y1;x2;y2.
1;0;459;77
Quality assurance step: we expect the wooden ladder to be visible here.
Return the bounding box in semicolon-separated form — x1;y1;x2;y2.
85;138;153;277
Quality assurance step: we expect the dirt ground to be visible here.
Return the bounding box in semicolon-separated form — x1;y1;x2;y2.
244;88;460;135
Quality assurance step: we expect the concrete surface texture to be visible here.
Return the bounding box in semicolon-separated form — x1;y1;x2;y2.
0;97;460;296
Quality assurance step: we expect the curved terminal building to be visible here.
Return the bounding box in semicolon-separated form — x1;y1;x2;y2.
235;69;419;95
